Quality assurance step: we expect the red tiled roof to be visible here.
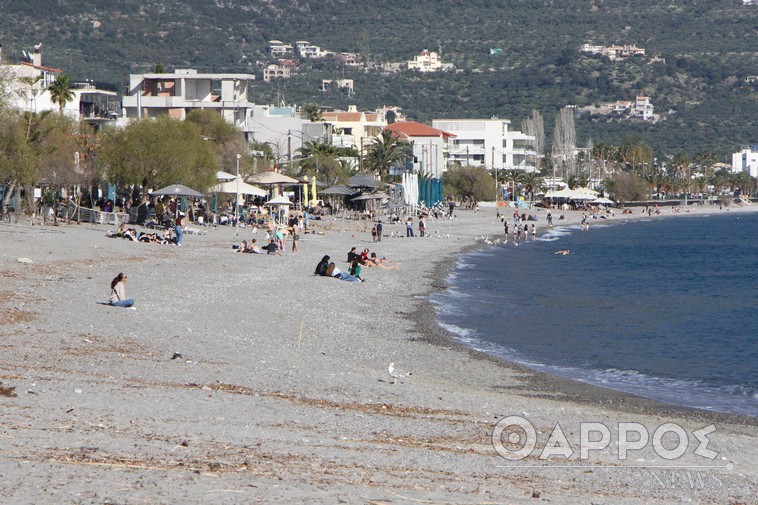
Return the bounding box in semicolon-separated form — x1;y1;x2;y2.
20;61;63;73
322;112;363;122
384;121;456;138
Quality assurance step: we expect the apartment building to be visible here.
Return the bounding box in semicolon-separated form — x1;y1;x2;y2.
431;118;536;172
384;121;455;178
732;146;758;178
122;68;257;138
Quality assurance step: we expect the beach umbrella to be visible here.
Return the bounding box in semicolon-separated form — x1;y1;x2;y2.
545;187;575;199
247;171;300;185
216;170;237;181
150;183;204;198
347;175;382;189
321;185;356;196
264;195;294;206
591;197;615;205
211;179;267;197
311;176;318;204
302;176;310;208
351;192;389;201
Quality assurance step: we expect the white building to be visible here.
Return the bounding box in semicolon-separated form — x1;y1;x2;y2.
263;64;291;82
407;50;452;72
296;41;328;59
732;146;758;178
268;40;293;57
0;47;119;126
122;69;257;138
431;118;536;172
632;95;654;120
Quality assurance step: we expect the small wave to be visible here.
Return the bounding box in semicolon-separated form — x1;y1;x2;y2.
438;322;476;338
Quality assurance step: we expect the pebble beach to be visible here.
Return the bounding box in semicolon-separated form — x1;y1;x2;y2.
1;204;757;504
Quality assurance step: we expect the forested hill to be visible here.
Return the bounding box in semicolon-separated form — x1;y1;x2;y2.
2;0;758;158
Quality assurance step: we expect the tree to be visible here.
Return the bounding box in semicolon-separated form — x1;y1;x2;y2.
520;172;544;201
48;75;75;115
501;169;523;201
522;110;545;170
98;117;217;199
301;103;323;122
186;109;250;176
363;130;409;177
443;165;496;202
552;107;576;181
604;172;647;204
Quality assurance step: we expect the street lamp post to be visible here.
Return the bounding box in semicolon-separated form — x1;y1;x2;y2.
235;154;241;230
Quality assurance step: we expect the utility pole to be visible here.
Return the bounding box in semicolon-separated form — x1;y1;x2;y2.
287;130;292;173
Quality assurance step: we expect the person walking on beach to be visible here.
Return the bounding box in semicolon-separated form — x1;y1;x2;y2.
376;221;383;242
531;224;536;240
371;224;378;243
406;217;414;237
418;217;426;237
175;212;184;246
503;221;509;239
108;273;134;308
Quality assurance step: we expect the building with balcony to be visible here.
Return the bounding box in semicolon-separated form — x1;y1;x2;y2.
268;40;293;57
431;118;536;172
384;122;455;178
321;105;387;150
732;146;758;178
0;46;119;126
407;50;452;72
296;41;328;59
122;69;257;138
263;64;291;82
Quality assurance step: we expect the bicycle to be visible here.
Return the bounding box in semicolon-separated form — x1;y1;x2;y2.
2;204;16;223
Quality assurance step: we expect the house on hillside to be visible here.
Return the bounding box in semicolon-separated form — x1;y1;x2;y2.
321;79;354;94
263;64;291;81
296;41;329;59
269;40;294;57
431;118;536;172
384;121;456;178
407;50;453;72
122;69;257;139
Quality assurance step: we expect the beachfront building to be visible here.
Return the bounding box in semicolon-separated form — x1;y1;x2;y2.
321;105;387;150
122;69;257;138
431;118;536;172
384;121;456;178
732;146;758;178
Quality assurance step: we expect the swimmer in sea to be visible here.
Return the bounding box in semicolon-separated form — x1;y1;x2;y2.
554;249;570;255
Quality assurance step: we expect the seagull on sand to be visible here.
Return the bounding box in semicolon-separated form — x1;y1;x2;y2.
388;362;410;384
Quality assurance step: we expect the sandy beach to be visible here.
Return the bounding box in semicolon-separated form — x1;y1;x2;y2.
1;203;757;504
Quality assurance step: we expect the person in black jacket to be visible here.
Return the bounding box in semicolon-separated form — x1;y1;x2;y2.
315;255;331;276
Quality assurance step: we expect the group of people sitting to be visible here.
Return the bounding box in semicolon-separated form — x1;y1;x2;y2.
346;247;400;270
313;248;400;283
232;238;281;255
314;255;363;283
106;223;177;245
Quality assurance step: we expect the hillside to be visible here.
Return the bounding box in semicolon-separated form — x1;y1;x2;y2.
2;0;758;159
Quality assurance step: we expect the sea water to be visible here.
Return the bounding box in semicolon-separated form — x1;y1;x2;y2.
431;211;758;416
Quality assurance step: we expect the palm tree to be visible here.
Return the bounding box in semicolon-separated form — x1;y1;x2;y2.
520;172;544;201
48;75;75;115
363;130;408;177
300;103;323;122
501;169;523;201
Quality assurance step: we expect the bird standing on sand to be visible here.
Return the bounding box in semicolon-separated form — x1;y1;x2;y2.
388;362;411;384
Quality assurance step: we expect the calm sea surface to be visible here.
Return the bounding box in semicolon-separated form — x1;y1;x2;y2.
431;212;758;416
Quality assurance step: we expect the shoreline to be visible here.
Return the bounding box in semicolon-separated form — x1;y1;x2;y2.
1;203;757;503
412;225;758;428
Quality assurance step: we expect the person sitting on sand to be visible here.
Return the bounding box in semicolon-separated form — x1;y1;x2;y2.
554;249;570;255
347;247;359;263
326;262;362;283
349;259;363;281
108;273;134;308
315;255;331;276
359;248;370;265
263;238;282;255
248;239;263;254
